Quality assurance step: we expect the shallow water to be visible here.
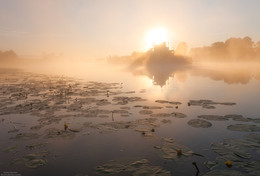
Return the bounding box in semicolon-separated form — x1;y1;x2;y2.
0;62;260;176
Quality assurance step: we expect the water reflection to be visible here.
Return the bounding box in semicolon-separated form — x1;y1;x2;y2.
124;43;260;85
127;42;192;87
191;63;260;84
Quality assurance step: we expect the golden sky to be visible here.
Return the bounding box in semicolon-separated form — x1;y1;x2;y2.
1;0;260;59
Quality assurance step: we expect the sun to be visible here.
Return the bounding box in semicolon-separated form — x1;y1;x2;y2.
145;28;168;49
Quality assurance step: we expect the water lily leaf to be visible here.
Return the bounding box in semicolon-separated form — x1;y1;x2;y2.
198;115;228;121
188;100;236;109
171;112;187;118
112;96;146;105
206;134;260;175
155;100;169;104
8;129;19;133
2;145;18;153
202;104;216;109
204;161;218;170
25;158;47;168
158;138;194;160
44;128;76;139
11;150;49;168
11;133;41;140
161;119;171;123
155;100;181;105
224;114;250;122
142;106;163;109
95;158;170;176
151;113;174;118
91;118;158;134
187;119;212;128
203;170;246;176
139;110;153;115
250;118;260;123
96;99;111;106
211;141;251;159
30;124;43;130
243;161;260;175
96;162;126;174
26;142;48;150
227;124;260;132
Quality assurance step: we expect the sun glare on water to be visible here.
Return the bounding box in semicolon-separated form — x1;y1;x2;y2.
145;28;168;49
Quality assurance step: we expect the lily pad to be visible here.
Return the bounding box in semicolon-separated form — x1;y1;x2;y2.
112;109;130;115
168;101;182;105
120;106;131;110
250;118;260;123
98;115;109;118
211;141;251;159
155;100;169;104
161;119;171;123
75;173;89;176
83;122;92;128
155;100;181;105
139;110;153;115
171;112;187;118
198;115;229;121
203;170;246;176
188;100;236;109
142;106;163;109
227;124;260;132
205;134;260;175
112;96;146;105
2;145;18;153
151;113;174;118
96;99;111;106
92;118;158;134
11;151;49;169
11;133;41;140
204;161;218;170
187;119;212;128
30;124;44;130
202;105;216;109
96;162;126;174
158;138;195;160
8;129;19;133
224;114;250;122
44;128;76;139
95;158;170;176
25;158;47;168
243;161;260;175
24;151;49;168
83;109;111;117
26;142;48;150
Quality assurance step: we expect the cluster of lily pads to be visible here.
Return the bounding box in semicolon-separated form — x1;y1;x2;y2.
1;70;260;176
95;158;171;176
188;100;236;109
187;114;260;131
204;133;260;176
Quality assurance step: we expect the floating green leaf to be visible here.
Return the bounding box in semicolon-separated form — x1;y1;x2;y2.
187;119;212;128
227;124;260;132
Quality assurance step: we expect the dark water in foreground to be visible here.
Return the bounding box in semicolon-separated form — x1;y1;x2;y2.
0;63;260;176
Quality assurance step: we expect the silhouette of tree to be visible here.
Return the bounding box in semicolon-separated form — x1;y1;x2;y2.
190;36;259;61
0;50;17;59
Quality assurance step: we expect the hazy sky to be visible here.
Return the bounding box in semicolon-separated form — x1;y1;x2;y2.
1;0;260;59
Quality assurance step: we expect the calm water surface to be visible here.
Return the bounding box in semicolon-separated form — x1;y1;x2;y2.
0;62;260;176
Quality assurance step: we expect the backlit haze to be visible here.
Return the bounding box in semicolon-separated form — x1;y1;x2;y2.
1;0;260;60
1;1;260;176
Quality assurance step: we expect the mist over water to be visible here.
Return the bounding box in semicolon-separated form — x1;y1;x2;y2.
1;0;260;175
1;33;260;176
